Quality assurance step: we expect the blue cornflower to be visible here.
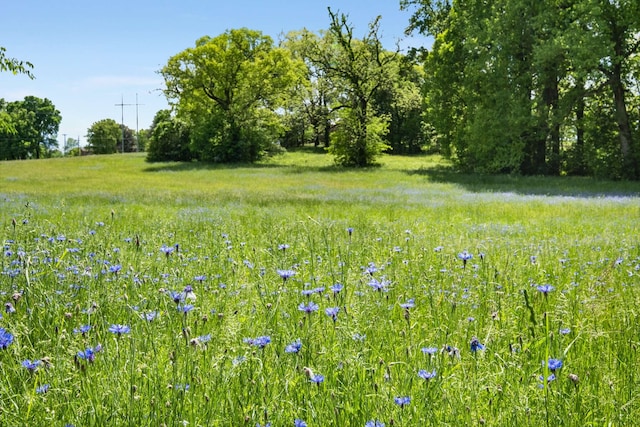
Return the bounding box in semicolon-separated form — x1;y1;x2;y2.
536;284;555;295
346;227;353;236
294;419;307;427
178;304;195;314
539;373;556;386
0;328;14;349
73;325;91;335
36;384;50;394
194;275;206;282
400;298;415;309
325;306;340;322
418;369;437;380
278;243;290;251
458;251;473;267
560;327;571;335
548;358;563;371
470;337;485;352
108;264;122;274
330;283;343;294
77;344;102;362
169;290;184;304
367;277;390;292
256;423;272;427
244;336;271;348
421;347;438;355
365;421;385;427
5;302;16;314
277;269;296;281
22;359;41;372
298;301;319;314
160;245;174;256
108;324;131;336
285;339;302;354
309;374;324;384
394;396;411;408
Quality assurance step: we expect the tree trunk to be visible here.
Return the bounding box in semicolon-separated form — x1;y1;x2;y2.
610;68;635;177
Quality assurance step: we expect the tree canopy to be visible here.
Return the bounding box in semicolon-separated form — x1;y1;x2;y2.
161;28;303;163
0;96;61;160
402;0;640;178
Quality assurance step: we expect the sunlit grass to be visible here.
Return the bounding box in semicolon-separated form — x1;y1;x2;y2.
1;151;639;426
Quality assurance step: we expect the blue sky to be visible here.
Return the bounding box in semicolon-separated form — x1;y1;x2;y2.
1;0;429;148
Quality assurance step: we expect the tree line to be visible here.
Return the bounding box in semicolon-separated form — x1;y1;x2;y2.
2;2;639;179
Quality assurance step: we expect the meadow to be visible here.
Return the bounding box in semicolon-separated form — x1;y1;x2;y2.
1;151;639;426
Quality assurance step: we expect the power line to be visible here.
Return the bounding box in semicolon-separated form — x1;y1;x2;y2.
115;95;133;153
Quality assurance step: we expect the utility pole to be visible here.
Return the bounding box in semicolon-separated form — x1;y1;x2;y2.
62;133;67;155
134;93;144;152
115;95;133;153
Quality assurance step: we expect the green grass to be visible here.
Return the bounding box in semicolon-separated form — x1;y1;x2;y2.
1;151;639;426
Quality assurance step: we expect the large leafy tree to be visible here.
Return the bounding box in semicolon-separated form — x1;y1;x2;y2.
0;96;61;160
161;28;303;163
86;119;121;154
302;9;398;166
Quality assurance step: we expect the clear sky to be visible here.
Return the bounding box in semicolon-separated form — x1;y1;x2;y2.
0;0;429;149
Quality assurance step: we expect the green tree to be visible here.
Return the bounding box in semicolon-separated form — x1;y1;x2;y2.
403;0;640;179
161;28;303;163
146;110;192;162
0;96;61;160
303;9;397;166
86;119;121;154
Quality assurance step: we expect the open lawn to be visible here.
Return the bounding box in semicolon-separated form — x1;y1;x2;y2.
1;152;639;426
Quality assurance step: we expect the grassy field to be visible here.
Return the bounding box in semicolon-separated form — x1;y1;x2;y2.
1;151;639;426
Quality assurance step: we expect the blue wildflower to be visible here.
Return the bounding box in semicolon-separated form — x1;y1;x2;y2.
108;264;122;274
394;396;411;408
294;419;307;427
470;337;485;352
367;277;390;292
400;298;415;309
418;369;437;380
325;306;340;322
22;359;41;372
548;358;563;371
330;283;343;294
73;325;91;335
365;421;385;427
278;243;290;251
0;328;12;349
536;284;555;295
36;384;50;394
277;269;296;281
108;324;130;336
310;374;324;384
421;347;438;355
178;304;195;314
244;336;271;348
298;301;319;314
285;339;302;354
457;251;473;268
560;327;571;335
160;245;174;257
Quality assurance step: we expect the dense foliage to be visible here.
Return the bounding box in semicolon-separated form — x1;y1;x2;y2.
0;96;61;160
402;0;640;178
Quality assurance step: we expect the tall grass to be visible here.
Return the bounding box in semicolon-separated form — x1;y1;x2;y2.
0;152;639;426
